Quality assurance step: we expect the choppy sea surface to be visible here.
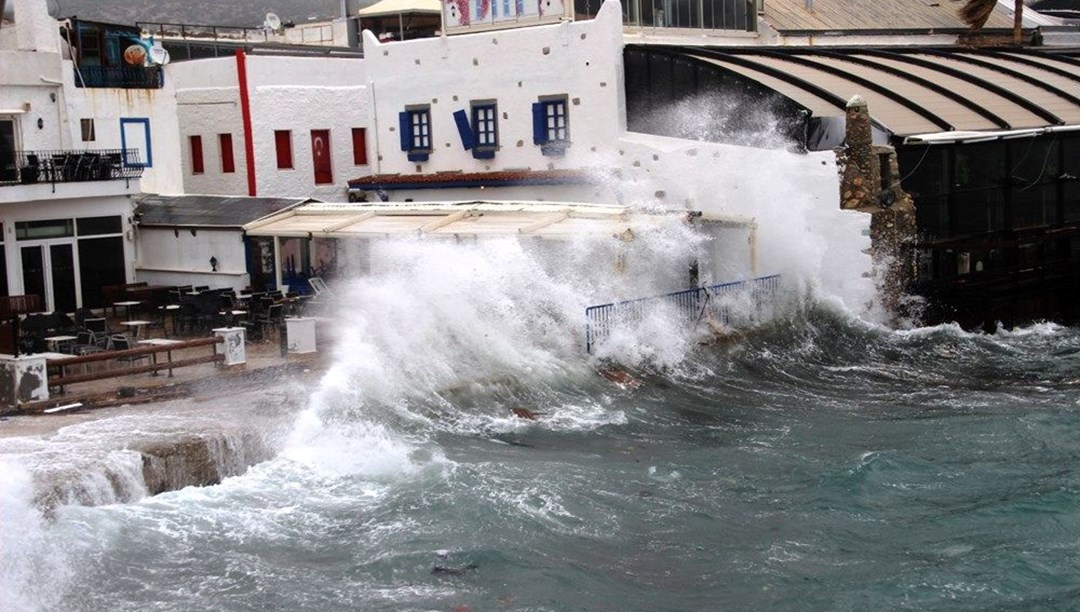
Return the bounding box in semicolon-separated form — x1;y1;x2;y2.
2;239;1080;611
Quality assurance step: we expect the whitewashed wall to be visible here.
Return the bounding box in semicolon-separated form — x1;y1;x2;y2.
61;68;184;194
135;226;249;290
170;54;369;201
0;194;135;297
246;55;369;201
0;0;181;193
363;0;626;178
170;57;249;197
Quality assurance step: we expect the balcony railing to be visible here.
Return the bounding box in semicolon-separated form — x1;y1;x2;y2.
0;149;145;187
74;65;164;89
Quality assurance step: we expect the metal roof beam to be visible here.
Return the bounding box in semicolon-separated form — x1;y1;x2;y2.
746;49;954;132
860;48;1065;126
789;48;1011;130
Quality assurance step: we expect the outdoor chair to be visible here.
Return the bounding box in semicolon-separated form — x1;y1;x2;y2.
83;318;112;348
110;335;150;368
70;330;105;356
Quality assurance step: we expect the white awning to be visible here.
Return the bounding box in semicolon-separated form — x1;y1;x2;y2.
0;108;27;115
357;0;441;17
244;200;755;240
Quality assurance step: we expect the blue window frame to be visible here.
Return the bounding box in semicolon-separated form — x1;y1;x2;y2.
471;101;498;160
531;95;569;156
119;117;152;167
398;106;432;162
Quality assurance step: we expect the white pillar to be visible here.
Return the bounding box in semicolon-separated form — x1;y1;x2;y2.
285;317;317;354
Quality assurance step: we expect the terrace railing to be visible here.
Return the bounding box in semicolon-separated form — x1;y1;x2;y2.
74;65;164;89
1;149;144;187
137;21;272;42
585;274;781;353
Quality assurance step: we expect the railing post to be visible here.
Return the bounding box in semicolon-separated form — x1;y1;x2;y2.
213;327;246;366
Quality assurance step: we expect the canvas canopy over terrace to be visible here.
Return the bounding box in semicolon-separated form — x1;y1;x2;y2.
242;200;760;291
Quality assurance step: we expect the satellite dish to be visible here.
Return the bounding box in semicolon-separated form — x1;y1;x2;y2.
149;46;170;65
264;12;282;30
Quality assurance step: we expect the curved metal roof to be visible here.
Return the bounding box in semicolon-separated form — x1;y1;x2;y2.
649;46;1080;140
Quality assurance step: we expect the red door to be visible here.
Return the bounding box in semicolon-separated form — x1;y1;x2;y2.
311;130;332;185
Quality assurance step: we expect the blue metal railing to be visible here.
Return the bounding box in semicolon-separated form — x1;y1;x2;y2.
584;274;781;353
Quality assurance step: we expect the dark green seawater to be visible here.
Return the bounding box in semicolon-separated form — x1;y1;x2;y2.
5;307;1079;611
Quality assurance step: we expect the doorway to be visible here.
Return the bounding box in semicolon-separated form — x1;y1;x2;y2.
20;242;78;312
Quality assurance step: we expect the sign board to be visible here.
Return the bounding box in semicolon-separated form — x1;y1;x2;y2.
442;0;570;34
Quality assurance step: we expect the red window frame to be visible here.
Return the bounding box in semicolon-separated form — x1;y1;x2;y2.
274;130;293;169
190;135;204;174
219;133;235;174
351;128;368;166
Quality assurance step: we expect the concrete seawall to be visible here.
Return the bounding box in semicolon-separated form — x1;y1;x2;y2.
0;379;312;517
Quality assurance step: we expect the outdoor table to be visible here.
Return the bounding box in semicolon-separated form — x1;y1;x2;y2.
138;338;183;377
219;309;248;327
43;334;77;353
158;304;181;336
113;300;141;320
120;320;152;340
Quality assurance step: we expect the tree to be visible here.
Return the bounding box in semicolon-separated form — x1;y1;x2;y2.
954;0;1025;45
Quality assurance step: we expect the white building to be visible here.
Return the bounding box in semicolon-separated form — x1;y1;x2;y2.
169;52;370;202
0;0;182;313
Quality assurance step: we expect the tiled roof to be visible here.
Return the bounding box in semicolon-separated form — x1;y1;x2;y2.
347;169;605;191
134;194;312;227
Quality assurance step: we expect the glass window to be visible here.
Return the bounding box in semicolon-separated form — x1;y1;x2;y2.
409;109;431;150
80;118;96;142
898;145;948;197
0;119;14;183
472;103;498;148
15;219;75;241
953;142;1005;192
77;216;122;236
399;106;432;162
952;190;1004;236
914;195;949;239
544;98;568;142
534;95;569;156
78;236;125;308
1010;137;1059;186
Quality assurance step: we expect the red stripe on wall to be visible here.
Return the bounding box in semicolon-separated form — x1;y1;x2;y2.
235;49;257;196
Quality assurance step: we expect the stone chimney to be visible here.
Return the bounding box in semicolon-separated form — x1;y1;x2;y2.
838;95;919;323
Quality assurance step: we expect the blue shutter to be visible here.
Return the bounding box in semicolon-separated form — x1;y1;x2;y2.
453;109;476;150
398;111;411;151
532;102;547;145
